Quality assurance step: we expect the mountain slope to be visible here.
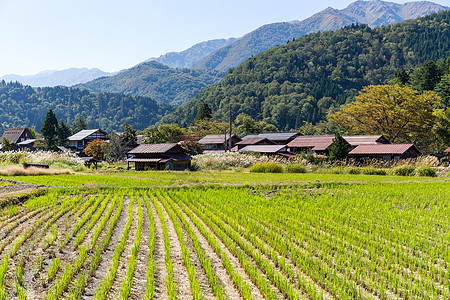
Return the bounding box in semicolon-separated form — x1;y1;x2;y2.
0;68;114;87
161;10;450;130
0;81;172;132
76;61;225;106
192;0;448;71
147;38;238;69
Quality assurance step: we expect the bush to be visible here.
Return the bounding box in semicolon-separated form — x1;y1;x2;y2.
414;166;436;177
346;167;361;174
361;167;387;175
330;166;345;174
249;162;284;173
285;164;307;173
392;165;415;176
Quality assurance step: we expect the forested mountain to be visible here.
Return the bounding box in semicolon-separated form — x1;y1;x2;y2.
147;38;238;69
161;10;450;130
192;0;447;71
0;81;172;132
76;61;225;106
0;68;114;87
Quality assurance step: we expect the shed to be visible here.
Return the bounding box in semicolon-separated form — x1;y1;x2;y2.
198;134;241;151
349;144;421;160
237;145;295;157
127;143;191;171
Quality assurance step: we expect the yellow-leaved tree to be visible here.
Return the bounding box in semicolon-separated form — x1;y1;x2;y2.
329;84;440;145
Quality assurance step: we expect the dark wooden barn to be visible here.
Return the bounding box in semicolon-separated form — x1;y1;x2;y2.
127;143;191;171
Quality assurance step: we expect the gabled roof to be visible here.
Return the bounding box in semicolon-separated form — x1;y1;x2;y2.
1;128;31;144
67;129;108;141
198;134;239;144
17;139;35;145
235;137;275;146
237;145;288;153
287;135;336;151
343;135;390;146
242;132;299;142
128;143;181;154
349;144;420;155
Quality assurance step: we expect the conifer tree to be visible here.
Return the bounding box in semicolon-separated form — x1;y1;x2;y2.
195;102;212;121
328;133;349;161
41;109;59;150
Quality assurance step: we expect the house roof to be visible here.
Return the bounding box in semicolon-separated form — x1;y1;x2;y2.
444;147;450;153
349;144;420;155
237;145;288;154
198;134;239;144
287;135;336;151
343;135;390;146
242;132;299;142
17;139;35;145
1;128;30;144
67;129;108;141
128;143;181;154
235;137;275;146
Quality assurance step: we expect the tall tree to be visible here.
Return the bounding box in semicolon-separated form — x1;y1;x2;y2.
121;122;137;149
195;102;212;121
328;133;349;161
330;85;439;144
41;109;59;150
411;60;442;92
58;119;72;145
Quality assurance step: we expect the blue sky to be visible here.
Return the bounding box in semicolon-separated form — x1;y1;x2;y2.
0;0;448;75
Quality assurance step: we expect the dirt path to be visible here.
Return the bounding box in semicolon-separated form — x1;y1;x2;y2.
173;199;242;300
82;196;130;298
156;197;193;300
147;196;168;300
129;195;150;298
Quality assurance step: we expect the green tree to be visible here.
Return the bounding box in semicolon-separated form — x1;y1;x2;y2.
1;138;12;151
195;102;212;121
41;109;59;150
411;60;442;92
328;133;349;161
121;122;137;149
142;124;185;144
435;74;450;108
58;119;72;145
330;85;439;144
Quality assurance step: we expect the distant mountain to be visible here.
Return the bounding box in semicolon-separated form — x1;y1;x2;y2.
161;10;450;130
0;68;114;87
148;38;238;69
192;0;448;71
76;61;225;106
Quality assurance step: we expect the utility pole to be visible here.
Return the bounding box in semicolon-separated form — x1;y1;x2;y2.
229;102;232;152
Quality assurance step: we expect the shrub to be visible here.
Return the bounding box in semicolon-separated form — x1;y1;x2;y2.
361;167;387;175
414;166;436;177
346;167;361;174
249;162;284;173
285;164;307;173
392;165;415;176
330;166;345;174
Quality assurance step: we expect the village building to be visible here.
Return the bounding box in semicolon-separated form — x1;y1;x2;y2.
242;132;300;145
234;137;276;150
0;127;34;150
198;134;241;152
66;129;109;155
343;135;391;148
287;135;346;156
127;143;191;171
348;144;421;160
237;145;295;157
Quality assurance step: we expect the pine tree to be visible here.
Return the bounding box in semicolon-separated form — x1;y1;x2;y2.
195;102;212;121
328;133;349;161
58;119;72;145
41;109;59;150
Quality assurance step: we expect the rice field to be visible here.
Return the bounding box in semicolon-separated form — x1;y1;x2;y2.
0;175;448;299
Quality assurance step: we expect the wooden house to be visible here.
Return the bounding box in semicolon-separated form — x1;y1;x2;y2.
198;134;241;152
0;127;34;150
287;135;350;156
127;143;191;171
349;144;421;160
234;137;276;150
242;132;299;145
237;145;295;157
66;129;109;154
343;135;391;149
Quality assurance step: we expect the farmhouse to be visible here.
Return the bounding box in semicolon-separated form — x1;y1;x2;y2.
198;134;241;152
242;132;299;145
349;144;421;160
66;129;109;153
127;143;191;171
343;135;391;148
234;137;276;150
0;127;34;150
237;145;295;157
287;135;346;156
